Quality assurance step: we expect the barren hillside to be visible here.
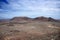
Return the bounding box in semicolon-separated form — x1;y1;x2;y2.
0;17;60;40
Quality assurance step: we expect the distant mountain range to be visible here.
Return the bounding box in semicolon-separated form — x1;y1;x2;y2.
0;16;60;23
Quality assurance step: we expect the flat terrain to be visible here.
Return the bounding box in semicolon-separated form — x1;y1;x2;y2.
0;21;60;40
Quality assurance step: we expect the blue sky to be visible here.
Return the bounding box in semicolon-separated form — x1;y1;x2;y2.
0;0;60;19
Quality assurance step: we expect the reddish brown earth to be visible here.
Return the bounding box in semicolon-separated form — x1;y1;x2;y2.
34;16;57;22
10;16;58;22
0;16;60;40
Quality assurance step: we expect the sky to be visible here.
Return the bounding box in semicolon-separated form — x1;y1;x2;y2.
0;0;60;19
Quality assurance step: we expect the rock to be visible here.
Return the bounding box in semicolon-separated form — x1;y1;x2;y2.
34;16;57;22
10;17;32;23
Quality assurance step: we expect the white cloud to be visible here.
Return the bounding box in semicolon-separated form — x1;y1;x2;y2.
0;0;60;19
10;0;60;11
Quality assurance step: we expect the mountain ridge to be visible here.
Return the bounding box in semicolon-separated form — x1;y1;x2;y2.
0;16;59;23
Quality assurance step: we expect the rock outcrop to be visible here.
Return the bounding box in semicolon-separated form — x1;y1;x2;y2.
34;16;57;22
11;17;32;21
10;17;32;23
0;16;59;24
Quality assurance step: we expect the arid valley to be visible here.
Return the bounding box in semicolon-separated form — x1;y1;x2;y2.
0;17;60;40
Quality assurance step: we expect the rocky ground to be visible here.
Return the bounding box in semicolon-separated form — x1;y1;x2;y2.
0;17;60;40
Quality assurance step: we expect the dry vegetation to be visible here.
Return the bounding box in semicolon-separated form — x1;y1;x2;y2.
0;17;60;40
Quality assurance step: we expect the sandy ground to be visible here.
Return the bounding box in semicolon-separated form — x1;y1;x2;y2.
0;21;60;40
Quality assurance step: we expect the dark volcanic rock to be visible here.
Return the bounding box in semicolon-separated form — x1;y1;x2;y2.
34;16;48;21
10;16;59;22
10;17;33;23
11;17;32;21
34;16;57;22
0;16;59;23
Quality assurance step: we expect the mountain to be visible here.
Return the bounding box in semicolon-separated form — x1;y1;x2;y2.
10;16;59;22
0;16;59;24
34;16;57;22
0;17;60;40
10;17;33;23
0;19;10;24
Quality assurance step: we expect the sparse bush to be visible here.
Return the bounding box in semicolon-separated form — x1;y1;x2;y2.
7;23;14;26
10;30;20;33
0;33;4;40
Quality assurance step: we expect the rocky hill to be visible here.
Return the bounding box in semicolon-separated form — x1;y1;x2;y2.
0;16;60;40
10;16;58;22
0;16;59;24
34;16;57;22
11;17;32;21
10;17;33;23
